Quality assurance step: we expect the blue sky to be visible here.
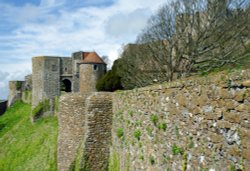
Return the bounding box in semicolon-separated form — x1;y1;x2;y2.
0;0;167;99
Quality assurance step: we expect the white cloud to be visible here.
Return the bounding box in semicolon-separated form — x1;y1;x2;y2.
0;0;169;99
105;8;151;38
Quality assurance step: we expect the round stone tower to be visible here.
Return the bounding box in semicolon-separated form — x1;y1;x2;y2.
79;52;106;92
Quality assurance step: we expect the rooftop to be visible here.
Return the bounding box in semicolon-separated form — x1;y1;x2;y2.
82;52;105;64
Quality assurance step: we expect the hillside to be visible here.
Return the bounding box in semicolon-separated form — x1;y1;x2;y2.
0;101;58;171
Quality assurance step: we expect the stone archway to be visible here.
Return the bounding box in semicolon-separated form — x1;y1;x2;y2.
61;79;72;92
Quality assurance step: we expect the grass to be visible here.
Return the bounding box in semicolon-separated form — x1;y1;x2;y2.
0;101;58;171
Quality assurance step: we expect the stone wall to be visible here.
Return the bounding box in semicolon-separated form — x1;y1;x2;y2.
81;92;112;171
8;81;24;107
61;57;72;76
111;69;250;171
0;100;7;115
57;93;89;171
57;92;112;171
21;90;32;104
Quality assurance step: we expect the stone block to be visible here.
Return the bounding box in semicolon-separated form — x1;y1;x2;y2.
224;112;240;123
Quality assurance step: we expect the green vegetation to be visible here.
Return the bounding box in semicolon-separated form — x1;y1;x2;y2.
146;127;153;137
16;81;22;90
158;123;167;131
32;99;50;120
230;164;236;171
150;114;158;125
149;155;155;165
182;152;187;171
0;101;58;171
109;152;120;171
54;96;60;112
116;128;124;139
133;130;141;141
172;144;183;155
128;110;133;117
96;60;123;92
139;154;144;161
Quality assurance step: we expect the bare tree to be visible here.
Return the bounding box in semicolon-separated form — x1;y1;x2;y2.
118;0;249;89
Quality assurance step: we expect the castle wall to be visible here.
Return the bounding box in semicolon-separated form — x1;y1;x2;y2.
60;57;72;76
32;57;45;107
32;57;61;107
79;64;106;92
111;69;250;171
8;81;24;107
57;92;112;171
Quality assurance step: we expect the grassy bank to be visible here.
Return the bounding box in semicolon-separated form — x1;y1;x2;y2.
0;101;58;171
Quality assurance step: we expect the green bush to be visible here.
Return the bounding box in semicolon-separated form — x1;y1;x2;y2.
96;60;123;92
133;130;141;141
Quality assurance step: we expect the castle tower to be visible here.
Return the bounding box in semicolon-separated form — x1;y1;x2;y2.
32;57;61;107
78;52;106;92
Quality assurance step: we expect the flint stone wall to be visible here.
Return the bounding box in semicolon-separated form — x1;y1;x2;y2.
111;69;250;171
57;92;112;171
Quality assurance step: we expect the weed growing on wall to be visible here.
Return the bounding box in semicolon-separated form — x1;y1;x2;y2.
146;127;153;137
158;123;167;131
149;155;155;165
116;128;124;139
150;114;158;125
172;144;183;155
133;130;141;141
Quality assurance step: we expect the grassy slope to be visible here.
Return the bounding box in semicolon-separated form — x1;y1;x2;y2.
0;101;58;171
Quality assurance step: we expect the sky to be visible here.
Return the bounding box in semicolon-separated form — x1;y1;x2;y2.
0;0;167;99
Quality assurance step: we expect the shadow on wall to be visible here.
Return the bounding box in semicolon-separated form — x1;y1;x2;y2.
0;101;7;115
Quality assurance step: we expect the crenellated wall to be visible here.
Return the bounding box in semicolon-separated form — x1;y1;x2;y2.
111;69;250;171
